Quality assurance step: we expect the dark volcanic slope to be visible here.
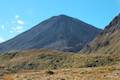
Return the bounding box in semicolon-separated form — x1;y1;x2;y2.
0;15;101;52
81;14;120;54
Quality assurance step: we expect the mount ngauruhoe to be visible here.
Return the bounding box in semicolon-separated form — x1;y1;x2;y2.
0;15;101;52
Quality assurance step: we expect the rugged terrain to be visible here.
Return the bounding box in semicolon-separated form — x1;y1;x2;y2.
0;49;119;80
2;65;120;80
81;14;120;54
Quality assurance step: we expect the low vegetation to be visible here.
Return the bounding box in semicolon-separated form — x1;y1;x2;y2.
2;65;120;80
0;49;120;80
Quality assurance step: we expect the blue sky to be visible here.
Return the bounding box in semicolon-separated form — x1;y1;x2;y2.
0;0;120;42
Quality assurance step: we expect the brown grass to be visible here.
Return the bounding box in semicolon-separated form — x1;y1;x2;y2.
3;65;119;80
0;49;119;80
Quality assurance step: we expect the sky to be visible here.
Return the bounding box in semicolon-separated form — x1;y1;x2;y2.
0;0;120;43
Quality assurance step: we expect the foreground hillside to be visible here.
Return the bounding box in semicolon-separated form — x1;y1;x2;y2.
0;50;120;80
3;65;120;80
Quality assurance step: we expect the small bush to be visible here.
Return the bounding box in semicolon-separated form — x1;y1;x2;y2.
46;70;54;75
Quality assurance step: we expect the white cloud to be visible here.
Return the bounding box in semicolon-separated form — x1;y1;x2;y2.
0;37;5;43
9;31;14;33
0;25;5;30
9;15;25;34
17;19;24;25
15;15;20;19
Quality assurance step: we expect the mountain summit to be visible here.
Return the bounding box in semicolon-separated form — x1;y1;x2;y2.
0;15;101;52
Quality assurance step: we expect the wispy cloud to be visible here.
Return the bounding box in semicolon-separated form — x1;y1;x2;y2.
17;20;24;25
9;15;25;34
0;15;26;42
15;15;20;19
0;25;5;30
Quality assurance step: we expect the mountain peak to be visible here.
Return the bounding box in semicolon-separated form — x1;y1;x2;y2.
0;15;101;53
58;14;69;17
51;14;73;20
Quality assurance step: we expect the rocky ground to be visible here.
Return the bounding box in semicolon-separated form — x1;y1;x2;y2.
1;64;120;80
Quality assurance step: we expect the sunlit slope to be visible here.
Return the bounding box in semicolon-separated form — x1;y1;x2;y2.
81;14;120;54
